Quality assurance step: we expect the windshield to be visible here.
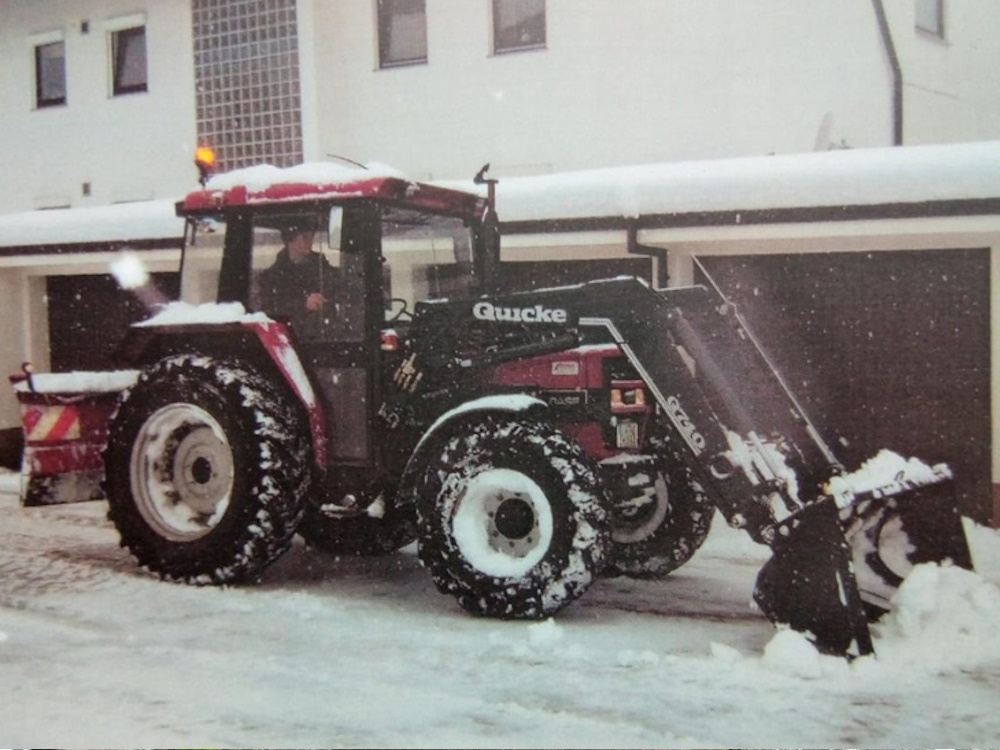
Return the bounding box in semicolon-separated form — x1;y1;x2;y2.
381;209;475;312
179;205;476;339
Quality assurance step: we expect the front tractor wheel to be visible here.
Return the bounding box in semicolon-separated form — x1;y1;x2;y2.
413;417;610;619
104;354;311;584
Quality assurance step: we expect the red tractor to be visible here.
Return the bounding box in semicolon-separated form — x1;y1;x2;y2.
12;161;973;656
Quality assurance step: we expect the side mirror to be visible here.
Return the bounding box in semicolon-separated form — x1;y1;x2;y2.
327;207;343;251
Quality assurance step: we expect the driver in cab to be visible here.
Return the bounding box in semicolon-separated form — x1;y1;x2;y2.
256;223;339;336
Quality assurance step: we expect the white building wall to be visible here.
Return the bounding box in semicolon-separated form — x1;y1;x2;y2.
304;0;894;180
885;0;1000;145
0;0;197;213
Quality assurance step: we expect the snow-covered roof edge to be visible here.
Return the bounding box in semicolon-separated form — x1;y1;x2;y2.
0;198;183;250
2;141;999;250
444;141;1000;225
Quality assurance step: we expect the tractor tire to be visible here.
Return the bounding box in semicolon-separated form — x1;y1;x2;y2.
104;354;311;584
413;416;610;619
604;457;713;578
298;489;417;557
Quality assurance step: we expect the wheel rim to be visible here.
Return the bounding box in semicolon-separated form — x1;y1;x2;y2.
874;512;916;583
129;402;235;542
611;472;670;544
452;468;554;578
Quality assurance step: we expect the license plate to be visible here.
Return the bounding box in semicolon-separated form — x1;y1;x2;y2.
616;421;640;449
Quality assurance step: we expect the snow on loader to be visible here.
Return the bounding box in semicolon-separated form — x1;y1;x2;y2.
11;160;973;656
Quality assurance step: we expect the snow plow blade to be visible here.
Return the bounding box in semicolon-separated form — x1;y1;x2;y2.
753;498;874;657
754;475;974;657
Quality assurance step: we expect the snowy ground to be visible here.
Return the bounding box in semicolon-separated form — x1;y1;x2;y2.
0;469;998;749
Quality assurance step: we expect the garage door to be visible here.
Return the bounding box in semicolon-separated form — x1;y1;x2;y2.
47;273;180;373
698;248;991;523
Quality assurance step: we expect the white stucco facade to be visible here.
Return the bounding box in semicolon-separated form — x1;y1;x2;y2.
298;0;1000;179
0;0;196;213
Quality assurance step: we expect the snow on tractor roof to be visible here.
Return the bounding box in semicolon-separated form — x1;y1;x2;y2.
178;161;486;219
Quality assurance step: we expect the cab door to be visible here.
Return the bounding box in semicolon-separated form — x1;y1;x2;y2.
297;204;384;466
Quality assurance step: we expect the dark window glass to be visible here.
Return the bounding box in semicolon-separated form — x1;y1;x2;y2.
378;0;427;68
915;0;945;37
113;26;148;95
493;0;546;54
35;41;66;107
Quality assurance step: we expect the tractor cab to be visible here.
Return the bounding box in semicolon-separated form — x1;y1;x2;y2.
172;163;493;505
176;163;493;323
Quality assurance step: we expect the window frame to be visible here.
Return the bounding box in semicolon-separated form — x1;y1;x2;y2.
915;0;946;39
376;0;428;69
33;34;67;109
110;23;148;96
492;0;546;55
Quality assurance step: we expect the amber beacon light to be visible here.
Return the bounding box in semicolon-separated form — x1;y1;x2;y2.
195;146;217;186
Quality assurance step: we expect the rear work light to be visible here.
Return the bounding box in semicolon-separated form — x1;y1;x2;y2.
610;380;647;412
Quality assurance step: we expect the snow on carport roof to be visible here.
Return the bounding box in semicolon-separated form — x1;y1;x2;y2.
0;198;182;249
487;141;1000;226
1;142;999;250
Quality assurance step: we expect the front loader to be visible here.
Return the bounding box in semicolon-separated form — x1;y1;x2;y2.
9;159;974;656
397;273;973;655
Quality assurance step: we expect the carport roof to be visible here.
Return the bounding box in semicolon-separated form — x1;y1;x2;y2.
2;141;999;251
0;198;183;254
487;140;1000;233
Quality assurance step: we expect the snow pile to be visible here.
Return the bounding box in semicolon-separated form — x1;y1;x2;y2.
491;618;586;665
871;562;1000;672
135;300;271;327
761;629;850;680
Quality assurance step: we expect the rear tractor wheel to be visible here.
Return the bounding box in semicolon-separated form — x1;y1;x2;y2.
104;354;311;584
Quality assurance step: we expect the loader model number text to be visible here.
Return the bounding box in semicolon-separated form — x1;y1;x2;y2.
473;301;568;325
666;395;706;454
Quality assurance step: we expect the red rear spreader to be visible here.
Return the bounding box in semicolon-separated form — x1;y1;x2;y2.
9;367;138;506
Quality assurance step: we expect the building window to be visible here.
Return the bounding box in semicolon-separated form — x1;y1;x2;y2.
493;0;546;54
111;25;148;95
377;0;427;68
192;0;303;171
915;0;945;38
34;40;67;108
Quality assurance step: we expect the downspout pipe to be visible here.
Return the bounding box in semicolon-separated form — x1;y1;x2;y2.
872;0;904;145
627;224;669;288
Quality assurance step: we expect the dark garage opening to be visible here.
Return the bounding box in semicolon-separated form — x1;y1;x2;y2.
698;248;991;524
47;272;180;372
